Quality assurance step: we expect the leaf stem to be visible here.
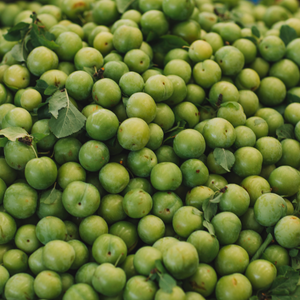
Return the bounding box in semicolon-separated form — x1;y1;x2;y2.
251;233;274;262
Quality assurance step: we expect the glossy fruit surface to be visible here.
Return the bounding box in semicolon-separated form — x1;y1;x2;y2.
245;260;277;290
215;273;252;300
163;242;199;280
183;264;217;297
1;1;300;298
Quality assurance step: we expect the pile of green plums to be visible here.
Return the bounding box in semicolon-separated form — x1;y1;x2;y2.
0;0;300;299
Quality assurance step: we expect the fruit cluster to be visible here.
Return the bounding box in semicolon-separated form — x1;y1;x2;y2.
0;0;300;299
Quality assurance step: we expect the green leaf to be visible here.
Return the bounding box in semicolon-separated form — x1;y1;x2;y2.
277;265;297;277
251;26;260;38
213;148;235;172
44;85;59;96
273;103;287;116
280;25;298;46
10;43;28;63
269;266;299;295
83;67;96;79
83;67;105;82
192;208;202;216
34;79;49;95
31;132;50;143
287;93;300;104
165;121;186;133
37;103;52;120
115;0;136;13
146;31;157;43
266;226;274;235
163;128;184;145
272;285;300;300
152;35;189;54
251;233;274;262
250;296;259;300
202;195;218;222
203;220;215;236
276;124;295;141
45;31;57;43
234;20;244;29
155;260;167;274
291;258;300;270
25;37;34;53
159;35;189;47
48;99;86;139
0;127;28;141
244;36;257;44
207;94;223;108
292;198;300;218
48;89;69;119
210;192;223;204
148;272;159;281
214;5;228;16
29;24;44;48
159;273;177;294
30;23;59;50
3;22;30;41
30;12;38;23
289;249;299;258
220;101;240;110
40;187;60;205
0;137;8;147
106;137;117;147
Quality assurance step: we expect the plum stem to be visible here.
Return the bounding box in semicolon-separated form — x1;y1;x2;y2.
114;253;124;267
31;145;38;158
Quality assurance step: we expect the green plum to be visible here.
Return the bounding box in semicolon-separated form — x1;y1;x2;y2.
138;215;165;244
203;118;236;149
150;162;182;191
262;245;290;268
3;182;38;219
183;264;218;297
214;245;249;276
274;216;300;248
187;230;219;263
43;240;75;273
163;241;199;280
92;234;127;265
172;206;203;238
232;147;263;178
268;165;300;196
109;221;138;251
236;230;263;257
215;273;252;300
123;275;157;300
218;184;250;216
245;259;277;290
0;212;17;245
4;273;35;300
63;283;99;300
123;189;152;219
34;270;62;299
62;181;100;218
214;46;245;76
133;246;162;276
211;212;242;245
36;216;67;245
92;263;126;297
